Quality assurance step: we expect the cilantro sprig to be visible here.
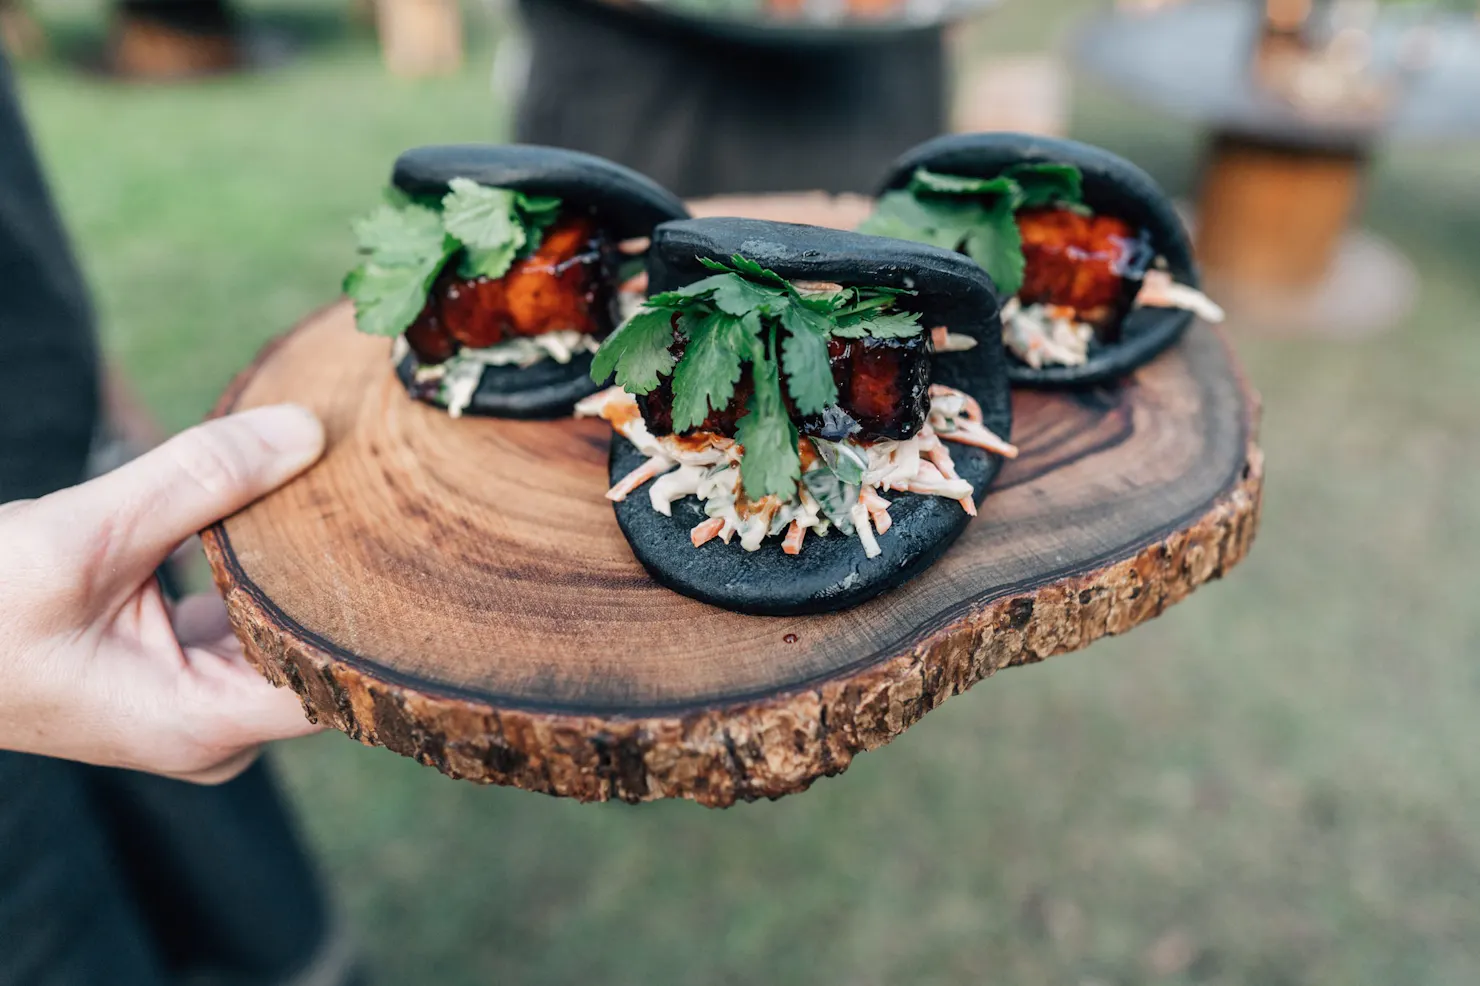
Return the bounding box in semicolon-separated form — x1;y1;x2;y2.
343;181;562;338
591;255;922;500
858;163;1084;297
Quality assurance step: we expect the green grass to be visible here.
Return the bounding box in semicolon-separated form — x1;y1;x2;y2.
15;2;1480;982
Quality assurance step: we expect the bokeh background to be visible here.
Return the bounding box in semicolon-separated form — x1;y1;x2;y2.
11;0;1480;982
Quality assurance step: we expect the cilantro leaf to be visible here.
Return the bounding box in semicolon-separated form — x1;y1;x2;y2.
1004;162;1083;209
343;261;440;337
736;326;800;500
779;303;836;415
589;307;678;393
441;179;526;280
669;311;759;432
515;192;562;217
351;203;448;267
515;192;563;252
832;292;891;317
850;308;923;339
858;191;972;250
646;273;732;309
801;468;857;536
809;436;868;486
711;274;787;318
460;241;522;280
649;272;787;318
345;200;453;336
831;288;923;339
702;253;791;290
962;198;1026;296
907;168;1018;199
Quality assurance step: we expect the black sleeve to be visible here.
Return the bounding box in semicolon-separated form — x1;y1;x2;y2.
513;0;947;199
0;51;100;504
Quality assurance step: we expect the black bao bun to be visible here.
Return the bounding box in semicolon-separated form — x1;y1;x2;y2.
611;217;1013;616
390;144;690;419
877;132;1200;387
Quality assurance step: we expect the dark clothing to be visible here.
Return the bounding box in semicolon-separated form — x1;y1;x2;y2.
514;0;947;198
0;52;337;986
0;757;331;986
0;52;97;502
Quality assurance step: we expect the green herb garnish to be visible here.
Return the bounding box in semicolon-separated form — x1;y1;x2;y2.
343;182;562;338
802;468;858;536
858;163;1084;297
591;255;923;500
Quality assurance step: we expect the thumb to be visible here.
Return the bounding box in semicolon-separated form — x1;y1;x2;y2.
55;404;325;586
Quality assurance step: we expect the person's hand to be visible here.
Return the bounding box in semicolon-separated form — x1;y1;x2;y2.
0;404;327;783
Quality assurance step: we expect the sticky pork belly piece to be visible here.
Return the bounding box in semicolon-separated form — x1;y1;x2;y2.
402;213;618;363
638;329;933;443
1016;206;1152;340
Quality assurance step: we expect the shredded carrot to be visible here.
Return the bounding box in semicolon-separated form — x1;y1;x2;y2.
925;442;957;478
859;486;892;535
930;325;950;350
929;383;983;422
914;460;946;484
782;520;807;555
941;421;1019;459
606;457;668;502
691;516;725;547
620;271;649;294
957;496;977;517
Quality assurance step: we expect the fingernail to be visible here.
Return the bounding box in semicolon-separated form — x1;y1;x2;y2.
238;404;325;464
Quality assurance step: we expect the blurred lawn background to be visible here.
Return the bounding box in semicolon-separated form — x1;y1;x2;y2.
14;1;1480;982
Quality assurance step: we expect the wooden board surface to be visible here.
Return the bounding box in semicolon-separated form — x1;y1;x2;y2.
203;198;1263;807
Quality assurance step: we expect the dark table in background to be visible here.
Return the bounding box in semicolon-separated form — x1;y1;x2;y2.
1074;0;1480;336
513;0;958;198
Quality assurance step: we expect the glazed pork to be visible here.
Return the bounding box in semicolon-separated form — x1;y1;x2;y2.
639;330;932;442
1016;206;1152;340
403;214;618;363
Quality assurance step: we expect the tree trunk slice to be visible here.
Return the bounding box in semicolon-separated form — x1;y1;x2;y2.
1175;203;1417;340
202;198;1263;807
1195;132;1367;290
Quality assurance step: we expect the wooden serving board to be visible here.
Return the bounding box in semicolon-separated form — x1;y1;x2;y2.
203;197;1263;807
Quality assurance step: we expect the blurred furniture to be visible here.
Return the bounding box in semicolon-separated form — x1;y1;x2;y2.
1074;0;1480;335
0;0;45;59
514;0;968;197
375;0;462;77
581;0;997;46
106;0;244;77
953;53;1069;137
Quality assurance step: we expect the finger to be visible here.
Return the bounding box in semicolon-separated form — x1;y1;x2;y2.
163;746;262;786
171;593;234;647
50;404;325;588
182;644;323;746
